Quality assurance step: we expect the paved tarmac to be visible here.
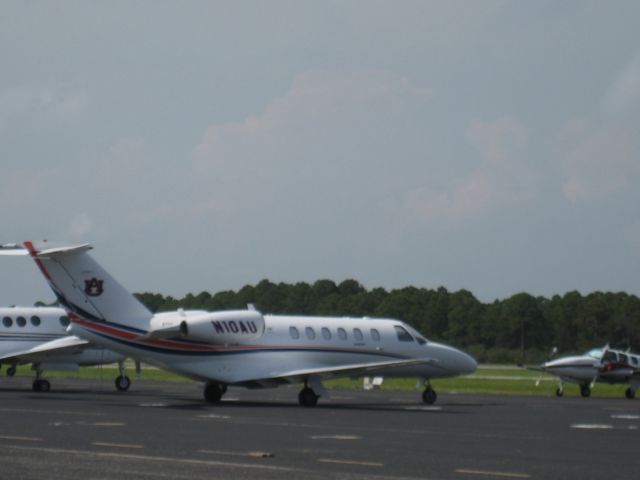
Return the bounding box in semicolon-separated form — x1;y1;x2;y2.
0;376;639;479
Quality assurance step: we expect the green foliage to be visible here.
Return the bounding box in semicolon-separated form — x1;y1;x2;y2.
134;282;640;356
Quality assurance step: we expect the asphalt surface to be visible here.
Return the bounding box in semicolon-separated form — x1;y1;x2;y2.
0;376;639;480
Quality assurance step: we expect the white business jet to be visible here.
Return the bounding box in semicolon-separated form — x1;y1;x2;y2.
0;305;132;392
10;240;476;406
525;345;640;399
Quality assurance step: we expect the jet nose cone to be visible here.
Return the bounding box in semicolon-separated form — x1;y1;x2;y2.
460;352;478;375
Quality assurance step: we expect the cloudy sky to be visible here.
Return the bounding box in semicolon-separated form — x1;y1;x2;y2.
2;1;640;306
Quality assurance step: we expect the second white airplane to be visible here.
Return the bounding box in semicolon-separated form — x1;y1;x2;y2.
14;241;477;406
0;306;132;392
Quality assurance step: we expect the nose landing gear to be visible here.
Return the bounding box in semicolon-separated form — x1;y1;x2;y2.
422;384;437;405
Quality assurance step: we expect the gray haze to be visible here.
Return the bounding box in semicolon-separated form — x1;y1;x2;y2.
2;1;640;306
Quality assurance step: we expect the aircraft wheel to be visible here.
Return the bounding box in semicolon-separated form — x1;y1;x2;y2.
115;375;131;392
422;386;437;405
298;387;318;407
625;387;635;399
580;385;591;398
555;387;564;397
33;379;50;393
6;365;16;377
203;382;224;403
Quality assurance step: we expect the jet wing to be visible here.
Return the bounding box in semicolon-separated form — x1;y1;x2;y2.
263;357;436;385
0;335;90;364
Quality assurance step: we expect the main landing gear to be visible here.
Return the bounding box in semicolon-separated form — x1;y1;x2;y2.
625;387;636;399
298;379;320;407
115;360;131;392
6;364;17;377
32;366;50;392
203;381;228;403
556;381;564;397
580;384;591;398
299;387;319;407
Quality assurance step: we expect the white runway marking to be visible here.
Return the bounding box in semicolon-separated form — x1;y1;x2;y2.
310;434;361;440
403;406;442;411
610;414;640;420
318;458;383;467
455;468;531;478
199;449;274;458
0;434;43;442
6;444;297;472
571;424;613;429
92;441;144;449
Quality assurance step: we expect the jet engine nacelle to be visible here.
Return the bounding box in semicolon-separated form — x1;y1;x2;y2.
179;310;265;344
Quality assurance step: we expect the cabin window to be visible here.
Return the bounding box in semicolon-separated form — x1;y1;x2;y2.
30;316;41;327
394;325;414;342
603;350;617;362
321;327;331;340
337;328;347;340
370;329;381;341
353;328;363;341
416;336;427;345
2;316;12;327
16;316;26;327
289;326;300;339
619;353;629;364
305;327;316;340
631;356;638;366
59;316;70;327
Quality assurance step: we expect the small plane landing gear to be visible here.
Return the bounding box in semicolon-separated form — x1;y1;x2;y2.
115;375;131;392
580;385;591;398
32;378;50;392
203;381;225;403
115;361;131;391
556;381;564;397
625;387;635;399
6;364;16;377
298;387;319;407
422;385;437;405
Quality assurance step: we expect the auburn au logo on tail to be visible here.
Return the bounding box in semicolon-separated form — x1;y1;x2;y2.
84;277;104;297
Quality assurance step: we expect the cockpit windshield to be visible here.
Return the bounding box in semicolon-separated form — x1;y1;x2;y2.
404;325;429;345
584;348;603;360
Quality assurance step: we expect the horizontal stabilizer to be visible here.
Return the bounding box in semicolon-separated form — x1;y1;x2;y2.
32;244;93;257
0;244;29;255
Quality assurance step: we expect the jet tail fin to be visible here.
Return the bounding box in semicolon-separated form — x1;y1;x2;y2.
24;241;152;332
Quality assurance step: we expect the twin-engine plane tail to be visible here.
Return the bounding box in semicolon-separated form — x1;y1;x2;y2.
24;241;152;332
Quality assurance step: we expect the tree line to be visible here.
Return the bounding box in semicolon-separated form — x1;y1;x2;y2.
134;279;640;364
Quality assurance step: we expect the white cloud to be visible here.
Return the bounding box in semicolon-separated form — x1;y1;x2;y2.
603;51;640;115
193;69;434;222
67;213;94;239
405;116;533;222
561;124;635;203
0;86;89;131
465;117;529;167
559;49;640;204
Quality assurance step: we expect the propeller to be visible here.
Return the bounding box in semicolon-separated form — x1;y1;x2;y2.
535;346;559;386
